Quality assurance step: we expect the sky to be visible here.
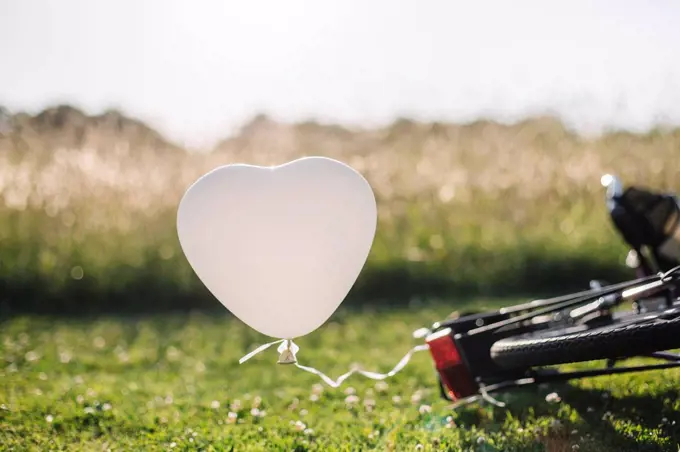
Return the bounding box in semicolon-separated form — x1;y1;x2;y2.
2;0;680;148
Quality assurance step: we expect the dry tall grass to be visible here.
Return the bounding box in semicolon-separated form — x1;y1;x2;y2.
1;106;679;313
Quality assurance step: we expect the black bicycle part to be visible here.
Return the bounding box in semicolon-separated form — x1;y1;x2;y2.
609;184;680;275
489;309;680;370
443;352;680;407
427;268;680;403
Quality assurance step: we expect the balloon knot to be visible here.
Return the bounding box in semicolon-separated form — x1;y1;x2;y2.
277;339;299;365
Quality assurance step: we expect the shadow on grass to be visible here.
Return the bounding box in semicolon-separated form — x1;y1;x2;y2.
451;380;680;452
559;385;680;452
0;249;633;318
351;252;631;304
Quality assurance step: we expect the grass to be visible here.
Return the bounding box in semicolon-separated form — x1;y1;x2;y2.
2;302;680;451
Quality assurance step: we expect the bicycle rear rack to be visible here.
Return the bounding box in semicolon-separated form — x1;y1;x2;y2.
425;266;680;409
445;351;680;409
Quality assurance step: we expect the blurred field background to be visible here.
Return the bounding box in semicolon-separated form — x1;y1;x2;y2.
1;104;678;315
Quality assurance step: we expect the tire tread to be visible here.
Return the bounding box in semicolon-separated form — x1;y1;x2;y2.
490;316;680;369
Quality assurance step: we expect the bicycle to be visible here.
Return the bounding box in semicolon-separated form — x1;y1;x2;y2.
419;174;680;407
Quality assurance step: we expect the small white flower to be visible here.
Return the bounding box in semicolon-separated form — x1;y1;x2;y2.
445;416;456;428
93;337;106;349
345;395;360;404
545;392;561;403
166;346;180;361
375;381;389;393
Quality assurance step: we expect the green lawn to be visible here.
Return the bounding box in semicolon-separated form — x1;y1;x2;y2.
2;301;679;451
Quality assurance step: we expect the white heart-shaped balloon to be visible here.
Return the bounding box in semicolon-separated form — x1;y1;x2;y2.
176;156;377;339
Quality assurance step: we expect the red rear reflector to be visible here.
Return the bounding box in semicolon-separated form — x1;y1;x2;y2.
428;334;462;368
426;328;478;401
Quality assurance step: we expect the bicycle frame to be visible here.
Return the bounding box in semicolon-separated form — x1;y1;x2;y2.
424;266;680;408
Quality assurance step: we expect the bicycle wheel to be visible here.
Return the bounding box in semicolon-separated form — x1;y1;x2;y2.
489;311;680;370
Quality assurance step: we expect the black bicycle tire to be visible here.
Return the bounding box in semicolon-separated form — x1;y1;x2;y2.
489;314;680;370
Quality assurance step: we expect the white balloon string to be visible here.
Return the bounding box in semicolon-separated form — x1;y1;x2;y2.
293;344;430;388
240;339;430;388
239;339;286;364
